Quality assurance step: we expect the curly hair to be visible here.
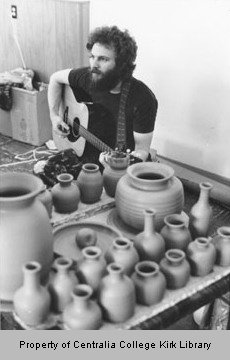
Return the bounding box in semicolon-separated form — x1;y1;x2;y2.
86;26;137;80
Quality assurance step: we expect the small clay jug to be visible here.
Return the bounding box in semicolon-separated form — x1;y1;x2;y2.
189;182;213;238
186;237;216;276
103;152;129;197
77;163;103;204
131;261;166;306
37;184;53;218
98;263;136;323
105;237;139;276
51;173;80;213
62;284;102;330
213;226;230;266
48;257;79;313
13;261;51;327
133;209;165;262
160;249;190;289
77;246;107;294
160;213;192;251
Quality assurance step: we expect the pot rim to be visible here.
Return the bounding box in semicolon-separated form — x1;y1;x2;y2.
135;260;159;277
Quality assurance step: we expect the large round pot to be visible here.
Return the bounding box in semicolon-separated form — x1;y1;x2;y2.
0;172;54;302
115;162;184;231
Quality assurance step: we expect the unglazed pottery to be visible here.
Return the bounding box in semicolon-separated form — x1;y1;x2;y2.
37;184;53;218
0;172;53;301
48;257;79;313
189;182;213;238
75;228;97;249
98;263;136;323
62;284;102;330
115;162;184;231
105;237;139;276
131;261;166;306
160;249;190;289
160;213;192;251
13;261;51;327
77;163;103;204
186;237;216;276
213;226;230;266
51;173;80;213
133;209;165;262
103;152;129;197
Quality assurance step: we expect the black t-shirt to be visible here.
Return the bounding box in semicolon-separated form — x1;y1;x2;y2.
68;67;158;162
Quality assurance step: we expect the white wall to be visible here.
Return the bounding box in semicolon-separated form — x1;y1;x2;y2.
90;0;230;178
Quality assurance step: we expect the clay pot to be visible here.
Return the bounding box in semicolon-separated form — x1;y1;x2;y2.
131;261;166;306
213;226;230;266
133;209;165;262
75;228;97;249
98;263;136;323
160;213;192;251
48;257;79;313
0;172;53;302
77;246;107;293
13;261;51;327
189;182;213;238
160;249;190;289
186;237;216;276
105;237;139;276
77;163;103;204
51;173;80;213
115;162;184;231
103;152;129;197
62;284;102;330
37;184;53;218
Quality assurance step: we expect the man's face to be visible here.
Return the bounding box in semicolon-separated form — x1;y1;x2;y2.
89;43;120;91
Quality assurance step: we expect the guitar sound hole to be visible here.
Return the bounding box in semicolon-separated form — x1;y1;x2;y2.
68;118;80;142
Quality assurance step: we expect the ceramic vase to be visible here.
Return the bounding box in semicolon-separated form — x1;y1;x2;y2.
13;261;51;327
115;162;184;231
37;184;53;218
48;257;79;313
98;263;136;323
189;182;213;238
103;152;129;197
131;261;166;306
160;213;192;251
133;209;165;262
62;284;102;330
213;226;230;266
105;237;139;276
77;163;103;204
0;172;53;302
77;246;107;293
186;237;216;276
51;173;80;213
160;249;190;289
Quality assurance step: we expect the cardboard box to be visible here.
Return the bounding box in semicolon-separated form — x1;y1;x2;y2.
10;86;52;146
0;108;12;137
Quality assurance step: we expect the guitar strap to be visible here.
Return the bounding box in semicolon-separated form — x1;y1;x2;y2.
115;79;131;152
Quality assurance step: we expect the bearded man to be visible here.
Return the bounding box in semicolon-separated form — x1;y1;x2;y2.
48;25;158;164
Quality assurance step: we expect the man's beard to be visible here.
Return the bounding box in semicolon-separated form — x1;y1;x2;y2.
90;67;121;91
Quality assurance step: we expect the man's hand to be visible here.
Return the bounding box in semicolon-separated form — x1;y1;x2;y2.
51;115;70;137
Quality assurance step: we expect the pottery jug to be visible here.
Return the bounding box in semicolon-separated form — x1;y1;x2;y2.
98;263;136;323
51;173;80;213
131;261;166;306
213;226;230;266
0;172;53;302
77;163;103;204
77;246;107;293
105;237;139;276
103;152;129;197
160;249;190;289
13;261;51;327
186;237;216;276
37;184;53;218
189;182;213;238
160;213;192;251
48;257;79;313
133;208;165;262
62;284;102;330
115;162;184;231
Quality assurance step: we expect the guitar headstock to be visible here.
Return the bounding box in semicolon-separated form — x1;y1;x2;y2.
112;148;143;165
